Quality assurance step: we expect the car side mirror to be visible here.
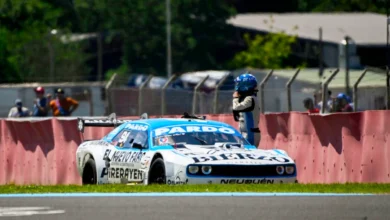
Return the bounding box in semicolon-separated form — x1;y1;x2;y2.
132;142;143;150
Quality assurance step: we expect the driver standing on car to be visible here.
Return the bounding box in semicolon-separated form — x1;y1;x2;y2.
232;72;261;147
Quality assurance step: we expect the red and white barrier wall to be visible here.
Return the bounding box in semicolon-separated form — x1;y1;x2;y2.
1;111;389;185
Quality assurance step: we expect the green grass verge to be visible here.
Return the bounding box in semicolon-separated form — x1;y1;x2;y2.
0;183;389;194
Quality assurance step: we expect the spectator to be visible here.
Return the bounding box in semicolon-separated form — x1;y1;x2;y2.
8;99;31;118
32;86;51;117
334;93;353;112
315;90;333;112
345;95;355;111
303;98;320;113
49;88;79;116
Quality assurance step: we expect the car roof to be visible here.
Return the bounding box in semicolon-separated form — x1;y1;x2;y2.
125;118;234;130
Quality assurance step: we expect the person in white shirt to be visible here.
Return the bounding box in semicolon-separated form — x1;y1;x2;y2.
8;99;31;118
315;90;333;113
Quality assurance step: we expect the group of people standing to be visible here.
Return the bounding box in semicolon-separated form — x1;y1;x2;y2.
8;87;79;118
303;90;354;113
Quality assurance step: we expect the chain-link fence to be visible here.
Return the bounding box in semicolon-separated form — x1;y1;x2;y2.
105;68;389;116
0;68;388;118
107;87;234;116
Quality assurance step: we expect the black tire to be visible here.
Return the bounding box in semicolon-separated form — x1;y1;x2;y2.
148;158;166;185
82;158;97;185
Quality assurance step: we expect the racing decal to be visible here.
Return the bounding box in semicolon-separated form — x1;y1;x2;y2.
100;167;144;181
167;178;188;185
220;179;274;184
102;149;146;164
190;153;290;163
159;137;168;143
111;151;145;163
87;140;111;146
167;170;188;185
103;149;111;160
125;123;148;131
117;130;130;148
153;126;237;137
140;156;151;169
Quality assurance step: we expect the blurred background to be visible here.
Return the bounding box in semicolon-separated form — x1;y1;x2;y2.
0;0;389;117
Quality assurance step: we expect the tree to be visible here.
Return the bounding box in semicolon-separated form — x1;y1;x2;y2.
0;0;90;83
228;32;298;69
73;0;236;76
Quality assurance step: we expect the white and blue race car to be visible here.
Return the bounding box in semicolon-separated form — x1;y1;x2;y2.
76;113;297;185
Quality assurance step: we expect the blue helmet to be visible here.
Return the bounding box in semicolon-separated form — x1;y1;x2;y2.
234;72;258;92
337;93;347;100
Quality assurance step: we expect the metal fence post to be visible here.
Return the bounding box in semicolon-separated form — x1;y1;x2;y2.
192;75;209;115
213;72;231;114
286;69;301;112
138;75;153;115
387;66;390;110
259;70;274;113
161;74;177;115
319;27;323;77
353;69;367;112
104;73;118;115
321;69;339;114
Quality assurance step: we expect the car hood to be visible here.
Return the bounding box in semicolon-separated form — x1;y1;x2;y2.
171;144;293;165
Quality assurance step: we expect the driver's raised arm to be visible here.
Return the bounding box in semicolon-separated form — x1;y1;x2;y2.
232;96;254;112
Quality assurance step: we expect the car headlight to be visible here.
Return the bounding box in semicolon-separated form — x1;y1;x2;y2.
285;166;295;175
276;166;285;175
188;165;199;174
201;166;212;175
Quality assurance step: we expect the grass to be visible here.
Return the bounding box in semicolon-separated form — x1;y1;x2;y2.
0;183;389;194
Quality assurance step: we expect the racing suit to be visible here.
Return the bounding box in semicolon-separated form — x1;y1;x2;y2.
232;94;260;147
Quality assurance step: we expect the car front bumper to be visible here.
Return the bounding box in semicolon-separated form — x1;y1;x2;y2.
166;176;297;185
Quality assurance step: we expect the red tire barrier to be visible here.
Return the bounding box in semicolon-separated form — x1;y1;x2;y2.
1;111;389;185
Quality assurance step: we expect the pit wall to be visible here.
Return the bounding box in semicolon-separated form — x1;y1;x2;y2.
1;110;389;185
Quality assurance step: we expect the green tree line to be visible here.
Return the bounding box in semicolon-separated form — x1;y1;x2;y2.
0;0;386;83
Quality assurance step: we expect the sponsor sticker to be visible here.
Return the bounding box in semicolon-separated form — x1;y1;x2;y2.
159;137;168;143
153;125;238;137
190;153;290;163
87;140;111;147
101;167;144;181
102;149;146;164
220;178;274;184
125;123;148;131
167;178;188;185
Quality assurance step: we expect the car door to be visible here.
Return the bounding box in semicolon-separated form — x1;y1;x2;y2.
106;127;149;184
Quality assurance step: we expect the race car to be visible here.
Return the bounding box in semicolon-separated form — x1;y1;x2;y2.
75;113;297;185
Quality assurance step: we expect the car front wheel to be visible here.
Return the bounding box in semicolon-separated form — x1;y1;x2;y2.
148;158;166;184
82;158;97;185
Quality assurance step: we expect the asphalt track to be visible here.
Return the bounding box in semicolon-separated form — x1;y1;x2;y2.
0;194;389;220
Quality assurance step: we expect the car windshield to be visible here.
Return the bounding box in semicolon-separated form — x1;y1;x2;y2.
153;132;249;146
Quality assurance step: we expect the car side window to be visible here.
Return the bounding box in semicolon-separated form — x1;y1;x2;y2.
128;130;148;149
112;129;132;148
112;129;148;149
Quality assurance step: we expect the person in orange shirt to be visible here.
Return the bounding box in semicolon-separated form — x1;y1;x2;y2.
50;88;79;116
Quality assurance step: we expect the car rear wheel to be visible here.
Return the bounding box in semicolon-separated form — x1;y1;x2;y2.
82;158;97;185
148;158;166;185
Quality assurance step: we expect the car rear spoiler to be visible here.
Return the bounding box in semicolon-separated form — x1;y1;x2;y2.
77;112;148;133
181;112;206;120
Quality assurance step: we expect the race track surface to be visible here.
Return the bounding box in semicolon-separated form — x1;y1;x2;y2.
0;195;389;220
